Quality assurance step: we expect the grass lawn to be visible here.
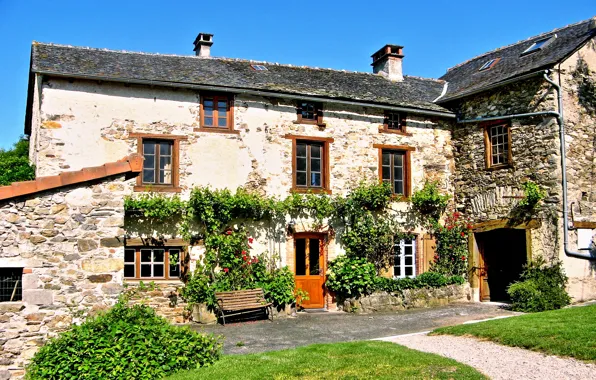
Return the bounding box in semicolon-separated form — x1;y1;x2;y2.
433;304;596;362
166;341;486;379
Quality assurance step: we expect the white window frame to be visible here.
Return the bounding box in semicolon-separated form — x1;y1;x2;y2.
393;238;416;278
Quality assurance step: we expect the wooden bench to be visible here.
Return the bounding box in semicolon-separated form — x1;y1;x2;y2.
215;288;273;326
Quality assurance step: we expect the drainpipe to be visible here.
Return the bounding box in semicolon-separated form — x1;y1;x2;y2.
457;70;594;260
543;71;594;260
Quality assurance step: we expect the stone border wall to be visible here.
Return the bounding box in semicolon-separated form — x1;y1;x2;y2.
341;284;471;313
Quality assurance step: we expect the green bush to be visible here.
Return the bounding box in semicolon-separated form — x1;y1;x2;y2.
26;301;221;380
373;273;465;294
326;256;377;299
507;258;571;312
328;256;467;300
0;138;35;186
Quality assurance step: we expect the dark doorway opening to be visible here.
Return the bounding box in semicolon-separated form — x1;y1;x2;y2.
476;228;527;302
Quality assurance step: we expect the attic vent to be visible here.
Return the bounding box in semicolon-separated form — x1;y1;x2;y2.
521;34;556;56
251;65;268;71
479;58;500;71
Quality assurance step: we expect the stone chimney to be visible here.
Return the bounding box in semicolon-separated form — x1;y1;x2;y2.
371;44;404;81
193;33;214;57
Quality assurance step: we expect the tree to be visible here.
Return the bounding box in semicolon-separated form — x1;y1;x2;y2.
0;137;35;186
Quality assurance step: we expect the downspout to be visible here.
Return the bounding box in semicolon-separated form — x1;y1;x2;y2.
543;71;594;260
457;70;593;260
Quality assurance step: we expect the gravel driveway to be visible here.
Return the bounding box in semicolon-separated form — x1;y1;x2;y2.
384;333;596;380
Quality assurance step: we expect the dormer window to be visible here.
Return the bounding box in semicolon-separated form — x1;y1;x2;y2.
296;101;323;125
521;35;556;56
479;58;500;71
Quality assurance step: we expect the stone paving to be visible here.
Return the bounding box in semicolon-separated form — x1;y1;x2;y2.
191;302;516;355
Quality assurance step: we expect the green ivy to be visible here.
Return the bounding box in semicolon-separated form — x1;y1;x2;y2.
518;181;546;209
411;181;450;222
124;192;187;218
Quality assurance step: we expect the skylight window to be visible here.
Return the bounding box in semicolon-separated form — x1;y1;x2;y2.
479;58;500;71
521;35;556;56
251;64;268;71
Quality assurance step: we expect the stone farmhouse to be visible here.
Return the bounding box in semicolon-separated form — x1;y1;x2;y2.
1;16;596;376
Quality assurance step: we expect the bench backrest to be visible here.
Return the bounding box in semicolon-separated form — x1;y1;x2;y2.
215;288;267;310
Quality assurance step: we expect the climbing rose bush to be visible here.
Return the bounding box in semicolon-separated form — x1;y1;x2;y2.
430;212;472;277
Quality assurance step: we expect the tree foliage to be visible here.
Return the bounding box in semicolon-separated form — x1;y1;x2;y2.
0;137;35;186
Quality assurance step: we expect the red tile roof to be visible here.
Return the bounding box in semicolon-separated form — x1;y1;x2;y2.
0;154;142;201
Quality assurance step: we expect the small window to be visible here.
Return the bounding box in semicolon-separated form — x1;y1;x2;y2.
297;102;323;125
478;58;500;71
1;268;22;302
521;35;555;56
484;123;512;168
381;149;410;197
251;64;268;71
132;133;186;192
124;247;182;280
142;140;173;186
394;238;416;278
201;94;234;130
383;111;407;133
295;141;324;189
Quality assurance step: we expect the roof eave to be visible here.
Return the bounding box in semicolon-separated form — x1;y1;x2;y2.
436;69;552;104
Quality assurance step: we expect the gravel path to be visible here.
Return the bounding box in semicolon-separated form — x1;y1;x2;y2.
382;333;596;380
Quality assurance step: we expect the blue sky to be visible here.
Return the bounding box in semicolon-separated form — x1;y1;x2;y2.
0;0;594;149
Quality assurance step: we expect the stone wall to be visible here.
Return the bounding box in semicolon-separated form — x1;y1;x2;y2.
341;284;471;313
448;48;596;301
0;175;187;378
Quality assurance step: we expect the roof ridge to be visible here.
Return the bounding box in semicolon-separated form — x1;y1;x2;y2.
445;17;593;72
0;154;142;201
32;41;442;82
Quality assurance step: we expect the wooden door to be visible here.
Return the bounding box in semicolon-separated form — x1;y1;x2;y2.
478;239;490;301
294;234;326;308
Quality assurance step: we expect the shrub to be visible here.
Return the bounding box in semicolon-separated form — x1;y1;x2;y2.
507;258;571;312
326;256;377;299
373;273;465;294
26;301;221;380
416;271;448;288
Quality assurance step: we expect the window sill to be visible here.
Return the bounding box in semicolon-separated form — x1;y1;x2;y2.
293;120;326;128
193;127;240;134
379;127;412;136
485;164;513;171
133;186;182;193
124;279;184;285
391;195;411;202
291;187;332;195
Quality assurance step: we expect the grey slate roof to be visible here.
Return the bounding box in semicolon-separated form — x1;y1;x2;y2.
438;17;596;103
30;43;449;113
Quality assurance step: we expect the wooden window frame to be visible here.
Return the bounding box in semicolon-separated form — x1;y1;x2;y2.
296;101;324;126
131;133;187;193
482;120;512;170
194;93;238;134
285;134;333;194
381;111;411;135
373;144;415;200
124;246;184;281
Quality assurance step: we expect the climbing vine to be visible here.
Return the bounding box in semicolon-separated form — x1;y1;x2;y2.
571;57;596;116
